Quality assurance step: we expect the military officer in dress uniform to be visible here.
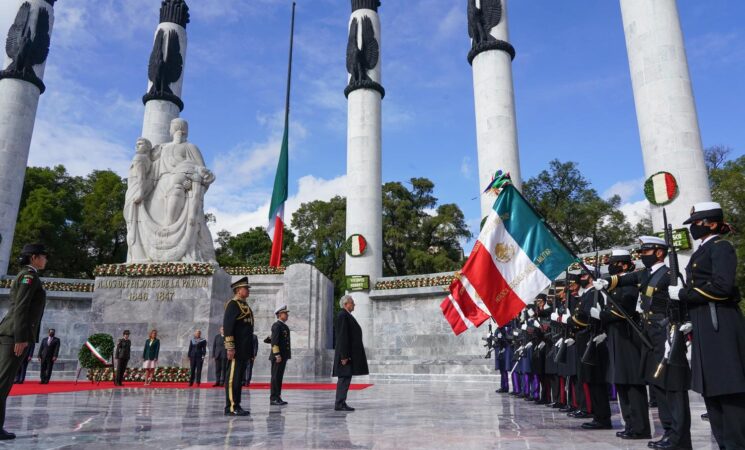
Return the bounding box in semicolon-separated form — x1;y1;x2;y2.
678;202;745;449
269;305;291;406
604;237;691;449
0;243;48;440
223;277;254;416
557;273;584;415
599;249;651;440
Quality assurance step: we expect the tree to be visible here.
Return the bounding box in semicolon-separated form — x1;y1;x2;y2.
215;226;300;267
523;160;643;253
291;196;347;299
705;145;733;174
382;178;471;276
80;171;128;274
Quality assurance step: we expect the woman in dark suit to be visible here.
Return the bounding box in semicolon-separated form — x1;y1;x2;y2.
142;329;160;386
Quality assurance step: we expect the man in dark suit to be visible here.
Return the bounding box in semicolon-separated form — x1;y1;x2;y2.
187;329;207;386
212;326;226;387
114;330;131;386
270;305;291;405
13;342;34;384
333;295;369;411
0;243;48;440
38;328;60;384
243;334;258;387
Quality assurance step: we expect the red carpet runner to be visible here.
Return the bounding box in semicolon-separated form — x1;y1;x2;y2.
10;381;373;397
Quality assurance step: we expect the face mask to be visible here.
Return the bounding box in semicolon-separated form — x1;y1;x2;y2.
608;264;623;275
579;278;591;288
690;223;711;240
49;332;55;337
641;254;657;269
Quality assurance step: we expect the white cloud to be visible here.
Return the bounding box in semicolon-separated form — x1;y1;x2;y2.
603;177;645;203
207;174;348;236
619;199;651;226
460;156;473;179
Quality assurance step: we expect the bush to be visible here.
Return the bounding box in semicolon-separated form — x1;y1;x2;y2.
78;333;114;369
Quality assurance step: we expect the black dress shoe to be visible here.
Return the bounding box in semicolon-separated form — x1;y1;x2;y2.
570;411;592;419
649;437;667;448
334;405;355;411
270;399;283;405
581;420;612;430
212;383;220;387
621;432;652;440
616;430;630;438
0;429;15;440
224;408;250;416
535;399;549;405
552;403;565;409
495;388;508;393
278;399;288;405
652;439;689;449
559;405;575;413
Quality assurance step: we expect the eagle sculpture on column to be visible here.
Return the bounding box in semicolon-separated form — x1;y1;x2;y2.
145;29;184;110
467;0;502;47
1;1;51;93
346;16;379;84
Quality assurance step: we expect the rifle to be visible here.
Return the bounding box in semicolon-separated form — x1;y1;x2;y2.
663;208;685;286
482;322;496;359
653;322;684;379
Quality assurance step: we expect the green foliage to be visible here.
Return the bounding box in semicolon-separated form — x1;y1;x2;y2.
523;160;645;253
382;178;471;276
78;333;114;369
215;226;301;267
11;166;127;278
707;151;745;315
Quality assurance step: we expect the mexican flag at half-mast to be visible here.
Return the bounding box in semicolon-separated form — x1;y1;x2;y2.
441;172;576;333
268;3;296;268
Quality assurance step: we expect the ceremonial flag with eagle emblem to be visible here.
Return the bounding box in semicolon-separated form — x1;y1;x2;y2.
268;4;296;268
442;183;575;331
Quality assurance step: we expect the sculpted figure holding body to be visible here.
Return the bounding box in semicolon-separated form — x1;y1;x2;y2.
125;119;217;263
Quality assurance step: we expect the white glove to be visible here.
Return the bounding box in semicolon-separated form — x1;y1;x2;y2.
537;342;546;350
497;333;503;339
561;314;569;323
664;336;671;357
525;342;533;349
521;323;528;331
669;285;682;301
593;279;609;291
565;338;575;347
679;322;693;335
532;319;541;328
593;333;607;344
513;331;519;337
590;307;601;320
551;312;559;321
635;301;644;314
516;346;524;353
555;338;564;348
528;309;535;317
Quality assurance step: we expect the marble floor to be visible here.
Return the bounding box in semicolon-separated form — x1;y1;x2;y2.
3;379;718;449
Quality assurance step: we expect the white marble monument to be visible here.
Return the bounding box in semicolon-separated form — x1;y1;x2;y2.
141;0;189;146
467;0;522;219
0;0;57;275
344;0;384;344
619;0;711;230
124;118;216;263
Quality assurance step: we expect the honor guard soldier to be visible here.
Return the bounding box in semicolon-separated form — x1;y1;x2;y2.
269;305;291;406
599;249;651;440
556;273;584;415
223;277;254;416
569;271;611;430
603;236;691;449
678;202;745;449
0;243;48;440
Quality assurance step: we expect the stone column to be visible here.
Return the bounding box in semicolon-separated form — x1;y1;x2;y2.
0;0;57;275
141;0;189;146
345;0;384;345
620;0;711;230
468;0;521;219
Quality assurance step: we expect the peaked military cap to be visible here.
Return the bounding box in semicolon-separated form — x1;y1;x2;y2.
639;236;667;251
683;202;724;224
609;249;632;263
274;304;289;315
20;243;48;256
231;277;251;291
566;273;581;284
535;293;547;302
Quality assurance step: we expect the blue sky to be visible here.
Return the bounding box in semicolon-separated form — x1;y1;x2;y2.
1;0;743;247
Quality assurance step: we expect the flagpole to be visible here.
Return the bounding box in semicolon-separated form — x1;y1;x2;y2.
284;2;296;130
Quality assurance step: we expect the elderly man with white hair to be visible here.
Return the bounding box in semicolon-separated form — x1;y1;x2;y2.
333;295;369;411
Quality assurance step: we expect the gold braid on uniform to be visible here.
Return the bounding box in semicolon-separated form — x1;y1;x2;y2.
571;315;588;327
272;345;280;354
224;336;235;350
608;275;619;291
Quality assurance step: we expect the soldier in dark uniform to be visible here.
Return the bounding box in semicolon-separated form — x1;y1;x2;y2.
114;330;131;386
531;295;551;404
606;236;691;449
0;243;48;440
269;305;291;406
598;249;651;440
494;324;512;393
223;277;254;416
678;202;745;449
557;274;584;414
212;327;226;387
569;271;612;430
